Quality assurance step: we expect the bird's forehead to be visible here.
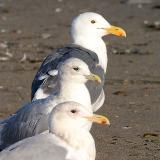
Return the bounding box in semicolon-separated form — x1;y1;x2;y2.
78;12;102;19
72;61;87;68
64;59;87;69
57;102;90;112
56;105;80;115
76;12;108;23
52;103;92;121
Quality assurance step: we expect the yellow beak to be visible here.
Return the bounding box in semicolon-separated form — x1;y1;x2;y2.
84;114;110;125
106;25;126;37
85;74;101;83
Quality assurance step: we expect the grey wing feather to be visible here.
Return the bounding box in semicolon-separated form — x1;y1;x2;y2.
31;52;64;99
92;89;105;112
86;64;105;105
0;98;54;150
0;134;67;160
31;44;105;107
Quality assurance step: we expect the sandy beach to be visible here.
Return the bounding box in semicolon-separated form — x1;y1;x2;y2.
0;0;160;159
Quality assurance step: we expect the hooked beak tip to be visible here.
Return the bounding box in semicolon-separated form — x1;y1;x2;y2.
106;25;126;37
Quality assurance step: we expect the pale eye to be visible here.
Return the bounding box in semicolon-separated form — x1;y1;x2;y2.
73;67;80;71
91;20;96;24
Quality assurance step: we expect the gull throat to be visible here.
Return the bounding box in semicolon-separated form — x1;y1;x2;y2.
73;35;107;72
57;80;91;107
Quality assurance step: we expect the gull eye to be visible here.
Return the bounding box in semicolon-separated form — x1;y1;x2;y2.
70;109;77;114
73;67;80;71
91;20;96;24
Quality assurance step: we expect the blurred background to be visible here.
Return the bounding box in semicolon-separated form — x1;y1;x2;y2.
0;0;160;159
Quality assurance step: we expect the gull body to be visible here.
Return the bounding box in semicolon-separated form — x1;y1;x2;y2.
31;12;126;110
0;102;93;160
0;102;110;160
0;58;101;150
71;12;110;71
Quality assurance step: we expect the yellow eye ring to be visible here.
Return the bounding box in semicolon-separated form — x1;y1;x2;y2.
91;20;96;24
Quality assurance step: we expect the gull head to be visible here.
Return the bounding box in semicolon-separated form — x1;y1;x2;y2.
49;101;110;135
71;12;126;42
58;58;101;83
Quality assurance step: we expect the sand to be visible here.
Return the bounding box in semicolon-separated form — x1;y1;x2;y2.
0;0;160;159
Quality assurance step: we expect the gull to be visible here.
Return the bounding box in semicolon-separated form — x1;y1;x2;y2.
0;102;110;160
31;12;126;111
0;58;101;150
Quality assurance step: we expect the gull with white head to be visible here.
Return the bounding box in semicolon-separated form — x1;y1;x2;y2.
0;102;110;160
71;12;126;70
31;12;126;110
0;58;101;150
